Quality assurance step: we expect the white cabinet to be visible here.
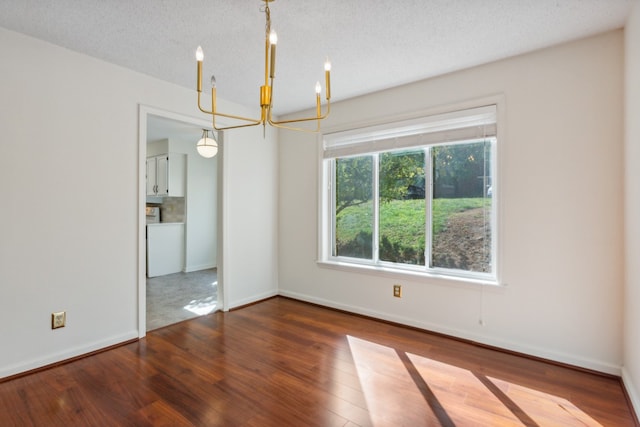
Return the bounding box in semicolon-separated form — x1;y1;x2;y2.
146;153;185;197
147;223;185;277
146;156;159;196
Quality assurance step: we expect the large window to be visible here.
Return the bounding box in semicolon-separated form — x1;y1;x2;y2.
322;105;497;282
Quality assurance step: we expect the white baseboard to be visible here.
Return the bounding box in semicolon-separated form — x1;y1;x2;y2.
278;290;621;376
0;330;138;380
622;368;640;422
184;263;216;273
229;290;278;310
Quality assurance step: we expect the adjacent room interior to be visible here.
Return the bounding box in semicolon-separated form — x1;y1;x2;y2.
144;114;219;330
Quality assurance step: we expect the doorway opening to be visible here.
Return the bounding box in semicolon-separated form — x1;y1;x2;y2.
138;105;225;335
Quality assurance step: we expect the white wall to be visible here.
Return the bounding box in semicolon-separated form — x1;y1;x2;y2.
221;124;280;308
184;142;218;272
0;27;278;378
624;1;640;416
279;31;624;374
164;135;218;272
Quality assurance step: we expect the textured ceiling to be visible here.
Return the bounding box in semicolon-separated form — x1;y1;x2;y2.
0;0;636;115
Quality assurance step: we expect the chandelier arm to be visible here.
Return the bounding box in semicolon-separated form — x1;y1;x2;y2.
199;87;263;126
267;76;330;126
210;111;263;124
211;118;263;132
269;100;331;125
197;92;213;115
269;115;325;125
267;111;321;133
267;120;321;133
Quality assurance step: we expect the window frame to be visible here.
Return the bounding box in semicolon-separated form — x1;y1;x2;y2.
318;103;502;286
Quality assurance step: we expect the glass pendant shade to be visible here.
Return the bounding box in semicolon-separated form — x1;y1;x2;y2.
196;129;218;158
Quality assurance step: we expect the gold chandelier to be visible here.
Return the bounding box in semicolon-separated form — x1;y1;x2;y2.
195;0;331;133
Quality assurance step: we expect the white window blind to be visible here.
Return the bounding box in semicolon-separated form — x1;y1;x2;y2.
323;105;497;159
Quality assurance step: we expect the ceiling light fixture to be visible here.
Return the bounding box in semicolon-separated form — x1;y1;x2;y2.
195;0;331;134
196;129;218;158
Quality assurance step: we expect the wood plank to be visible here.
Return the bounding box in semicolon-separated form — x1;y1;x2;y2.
0;297;636;426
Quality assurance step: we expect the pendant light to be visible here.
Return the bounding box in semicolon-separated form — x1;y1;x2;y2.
196;129;218;158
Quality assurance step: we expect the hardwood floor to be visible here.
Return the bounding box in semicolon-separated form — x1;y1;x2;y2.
0;297;637;426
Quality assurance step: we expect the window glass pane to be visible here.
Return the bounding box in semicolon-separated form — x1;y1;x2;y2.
335;156;374;259
431;141;492;273
379;150;426;265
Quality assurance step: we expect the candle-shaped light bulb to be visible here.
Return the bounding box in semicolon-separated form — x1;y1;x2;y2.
324;57;331;71
269;30;277;79
196;46;204;92
315;82;322;117
211;75;217;113
324;57;331;100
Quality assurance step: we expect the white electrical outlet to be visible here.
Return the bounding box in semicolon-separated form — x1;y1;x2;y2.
393;284;402;298
52;311;66;329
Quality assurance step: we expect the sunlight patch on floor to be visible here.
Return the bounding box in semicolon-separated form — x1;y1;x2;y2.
486;375;604;427
183;281;218;315
346;335;440;425
184;297;216;315
346;335;602;426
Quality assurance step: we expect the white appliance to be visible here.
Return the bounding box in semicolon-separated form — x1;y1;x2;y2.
145;206;160;224
147;223;185;277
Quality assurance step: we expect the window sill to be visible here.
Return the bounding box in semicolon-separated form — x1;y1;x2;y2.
316;259;501;288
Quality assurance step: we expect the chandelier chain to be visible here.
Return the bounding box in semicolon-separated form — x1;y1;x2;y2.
264;3;271;37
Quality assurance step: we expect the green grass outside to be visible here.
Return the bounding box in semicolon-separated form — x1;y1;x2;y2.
336;198;489;259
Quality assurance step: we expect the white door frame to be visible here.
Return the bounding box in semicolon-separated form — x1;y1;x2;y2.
137;104;228;337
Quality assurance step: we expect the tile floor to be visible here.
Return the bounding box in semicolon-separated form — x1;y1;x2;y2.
146;268;218;331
